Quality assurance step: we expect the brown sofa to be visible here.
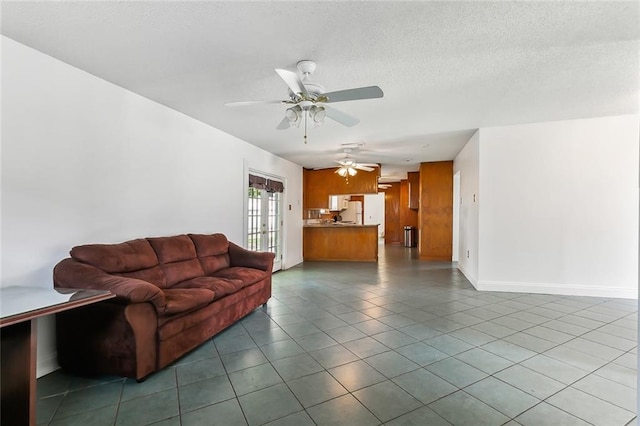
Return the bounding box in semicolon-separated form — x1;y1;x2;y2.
53;233;274;380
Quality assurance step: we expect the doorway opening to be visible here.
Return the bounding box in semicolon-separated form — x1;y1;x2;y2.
247;174;284;271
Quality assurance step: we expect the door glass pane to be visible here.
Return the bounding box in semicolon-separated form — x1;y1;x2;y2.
247;187;261;251
267;191;280;257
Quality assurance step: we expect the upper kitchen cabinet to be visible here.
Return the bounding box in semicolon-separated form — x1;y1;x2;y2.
408;171;420;210
328;195;349;211
303;168;380;210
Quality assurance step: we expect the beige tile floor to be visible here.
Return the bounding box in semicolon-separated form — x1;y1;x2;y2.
37;245;637;425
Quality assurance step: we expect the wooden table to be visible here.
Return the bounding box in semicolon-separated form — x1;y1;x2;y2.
0;286;114;426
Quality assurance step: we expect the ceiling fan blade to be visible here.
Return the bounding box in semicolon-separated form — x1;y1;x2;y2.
334;160;348;165
224;100;284;107
355;165;375;172
322;86;383;103
357;163;379;168
324;106;360;127
275;69;308;96
276;117;290;130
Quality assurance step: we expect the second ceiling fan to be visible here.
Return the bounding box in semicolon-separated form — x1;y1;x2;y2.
317;148;379;182
225;60;384;143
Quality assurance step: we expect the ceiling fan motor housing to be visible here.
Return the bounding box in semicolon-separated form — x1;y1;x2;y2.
297;60;317;78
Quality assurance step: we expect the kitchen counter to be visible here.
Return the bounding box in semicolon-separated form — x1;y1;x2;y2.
303;224;379;262
303;223;379;228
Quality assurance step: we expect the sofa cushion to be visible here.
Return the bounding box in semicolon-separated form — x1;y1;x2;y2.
148;235;205;287
161;259;205;287
70;238;158;274
189;233;229;257
158;280;267;338
199;254;231;275
162;288;216;315
147;235;197;263
173;276;246;300
117;266;167;288
212;267;269;286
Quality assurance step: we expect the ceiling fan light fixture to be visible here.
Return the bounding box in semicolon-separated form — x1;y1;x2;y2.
348;167;357;176
311;105;325;123
337;167;348;177
285;105;301;123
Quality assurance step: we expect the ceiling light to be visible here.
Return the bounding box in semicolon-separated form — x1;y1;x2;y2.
337;167;348;177
310;105;325;123
348;167;357;176
286;105;301;123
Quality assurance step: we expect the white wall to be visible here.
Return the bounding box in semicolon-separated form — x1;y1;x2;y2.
477;115;638;298
1;36;303;376
452;171;460;262
453;131;480;285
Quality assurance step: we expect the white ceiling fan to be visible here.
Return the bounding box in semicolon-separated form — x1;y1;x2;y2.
225;60;384;143
323;148;379;179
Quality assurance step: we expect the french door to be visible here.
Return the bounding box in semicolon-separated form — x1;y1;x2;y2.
247;186;282;271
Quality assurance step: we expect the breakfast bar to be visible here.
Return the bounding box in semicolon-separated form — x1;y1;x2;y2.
303;224;379;262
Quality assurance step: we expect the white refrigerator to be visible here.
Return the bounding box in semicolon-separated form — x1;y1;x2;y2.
341;201;362;224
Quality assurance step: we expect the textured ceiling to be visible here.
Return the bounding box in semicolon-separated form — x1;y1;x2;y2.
2;1;638;181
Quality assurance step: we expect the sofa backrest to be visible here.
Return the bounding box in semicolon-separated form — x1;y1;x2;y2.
147;235;204;288
189;233;231;275
69;233;232;288
70;238;167;287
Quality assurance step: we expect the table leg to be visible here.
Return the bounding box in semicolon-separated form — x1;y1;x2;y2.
1;319;37;426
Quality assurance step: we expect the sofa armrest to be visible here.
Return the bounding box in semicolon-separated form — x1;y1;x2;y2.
228;242;275;272
54;258;166;312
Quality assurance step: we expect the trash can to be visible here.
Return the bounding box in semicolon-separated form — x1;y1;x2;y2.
403;226;416;247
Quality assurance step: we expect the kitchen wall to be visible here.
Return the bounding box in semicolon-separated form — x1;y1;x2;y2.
455;115;638;298
303;168;379;211
2;36;304;376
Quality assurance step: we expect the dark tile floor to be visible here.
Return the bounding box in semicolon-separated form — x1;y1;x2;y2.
37;245;637;425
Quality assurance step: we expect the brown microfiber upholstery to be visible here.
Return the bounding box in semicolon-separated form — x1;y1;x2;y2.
147;235;197;263
161;259;205;287
173;276;245;299
162;288;216;315
54;232;273;380
70;238;158;273
116;266;167;288
147;235;205;287
190;234;231;275
228;242;274;271
53;258;167;312
189;233;229;256
213;266;269;286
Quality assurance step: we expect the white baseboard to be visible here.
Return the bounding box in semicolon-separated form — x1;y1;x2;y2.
37;351;59;378
283;257;303;270
476;279;638;300
457;265;478;289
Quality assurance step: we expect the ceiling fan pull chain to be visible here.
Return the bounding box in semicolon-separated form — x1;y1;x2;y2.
304;109;308;144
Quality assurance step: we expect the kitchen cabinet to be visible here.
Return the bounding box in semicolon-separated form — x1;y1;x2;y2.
328;195;349;211
303;224;379;262
408;171;420;210
303;168;379;211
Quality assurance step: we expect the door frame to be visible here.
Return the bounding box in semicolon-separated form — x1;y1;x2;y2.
243;166;286;271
